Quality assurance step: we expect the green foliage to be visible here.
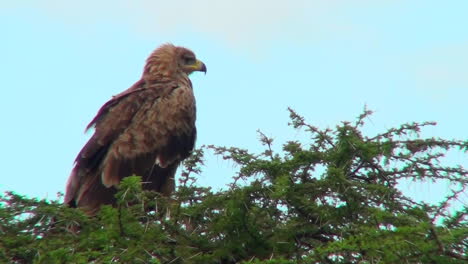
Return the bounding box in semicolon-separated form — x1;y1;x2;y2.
1;109;467;263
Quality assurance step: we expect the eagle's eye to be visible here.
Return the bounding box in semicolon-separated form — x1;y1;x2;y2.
183;55;196;65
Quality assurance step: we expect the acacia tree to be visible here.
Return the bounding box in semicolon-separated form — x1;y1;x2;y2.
1;109;467;263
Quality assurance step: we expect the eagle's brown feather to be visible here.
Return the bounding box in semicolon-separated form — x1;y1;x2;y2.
65;44;205;215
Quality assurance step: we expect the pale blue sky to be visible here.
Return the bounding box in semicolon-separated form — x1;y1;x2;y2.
1;1;467;207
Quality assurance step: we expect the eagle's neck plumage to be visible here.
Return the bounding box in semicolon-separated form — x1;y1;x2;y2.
176;72;192;89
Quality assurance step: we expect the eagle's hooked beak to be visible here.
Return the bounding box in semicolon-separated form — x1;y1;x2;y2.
195;60;207;74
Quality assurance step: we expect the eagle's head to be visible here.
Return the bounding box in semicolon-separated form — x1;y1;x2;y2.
143;44;206;80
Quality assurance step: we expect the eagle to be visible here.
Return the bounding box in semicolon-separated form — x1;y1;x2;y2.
65;44;206;215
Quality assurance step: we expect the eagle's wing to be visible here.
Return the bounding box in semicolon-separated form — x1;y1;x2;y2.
77;80;147;168
64;80;181;212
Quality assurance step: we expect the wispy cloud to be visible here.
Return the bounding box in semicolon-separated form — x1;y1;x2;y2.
2;1;362;49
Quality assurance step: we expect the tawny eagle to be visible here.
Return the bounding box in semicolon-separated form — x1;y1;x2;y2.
65;44;206;215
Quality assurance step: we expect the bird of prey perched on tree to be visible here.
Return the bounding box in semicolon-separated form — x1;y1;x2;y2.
65;44;206;215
